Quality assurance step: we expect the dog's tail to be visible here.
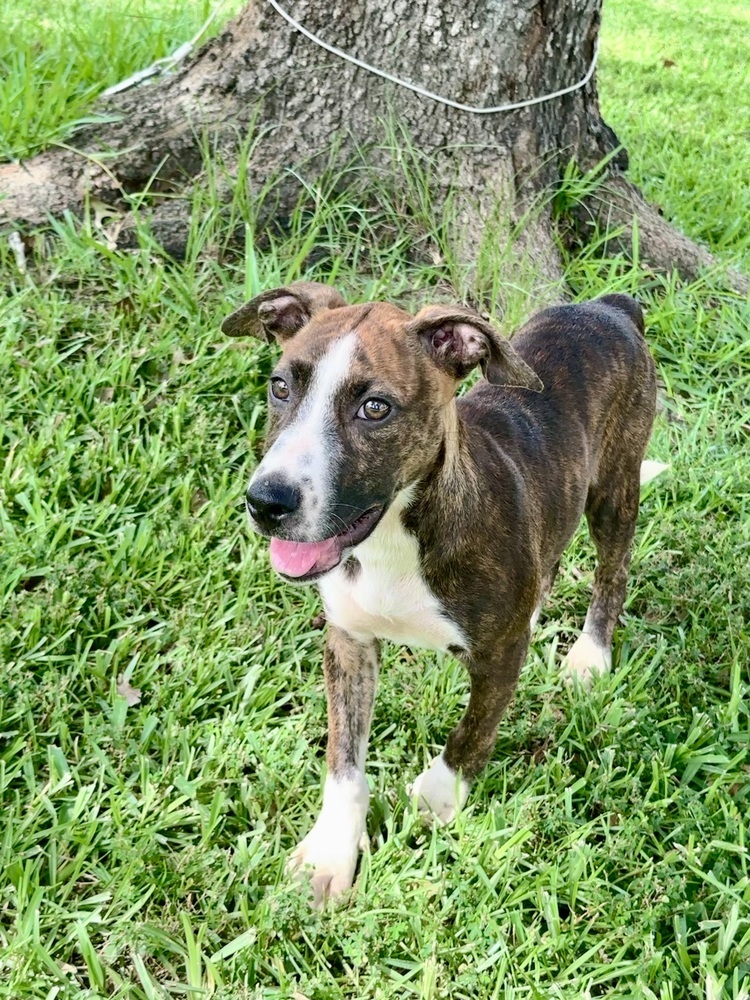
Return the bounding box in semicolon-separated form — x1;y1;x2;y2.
597;293;645;336
640;460;669;486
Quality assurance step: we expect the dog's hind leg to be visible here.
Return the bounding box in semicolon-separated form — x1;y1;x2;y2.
410;635;528;823
564;458;642;683
288;626;379;907
564;315;656;683
530;560;560;631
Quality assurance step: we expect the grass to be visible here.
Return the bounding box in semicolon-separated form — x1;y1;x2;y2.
0;0;242;161
1;0;750;997
600;0;750;272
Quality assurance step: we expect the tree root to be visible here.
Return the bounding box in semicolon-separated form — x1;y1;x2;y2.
4;150;747;303
0;149;104;228
574;174;748;296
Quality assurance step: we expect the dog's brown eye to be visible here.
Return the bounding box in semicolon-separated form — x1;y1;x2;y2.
357;398;391;421
270;377;290;401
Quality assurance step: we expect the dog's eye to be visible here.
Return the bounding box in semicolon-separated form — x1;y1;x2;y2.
270;377;290;401
357;398;391;421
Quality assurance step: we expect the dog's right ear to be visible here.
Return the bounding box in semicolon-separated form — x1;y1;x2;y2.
221;282;347;342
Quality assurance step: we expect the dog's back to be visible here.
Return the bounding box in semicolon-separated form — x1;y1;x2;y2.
462;295;653;437
453;294;657;635
459;294;656;502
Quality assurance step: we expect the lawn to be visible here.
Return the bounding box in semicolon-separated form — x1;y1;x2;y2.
1;0;749;997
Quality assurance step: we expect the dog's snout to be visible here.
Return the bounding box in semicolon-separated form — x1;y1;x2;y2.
246;478;302;531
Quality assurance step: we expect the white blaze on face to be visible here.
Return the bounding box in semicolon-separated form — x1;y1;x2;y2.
249;332;358;537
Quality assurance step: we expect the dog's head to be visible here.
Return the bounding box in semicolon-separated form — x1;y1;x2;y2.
223;281;541;582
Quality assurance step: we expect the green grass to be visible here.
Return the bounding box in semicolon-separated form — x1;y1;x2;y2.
0;0;242;161
1;0;750;997
600;0;750;271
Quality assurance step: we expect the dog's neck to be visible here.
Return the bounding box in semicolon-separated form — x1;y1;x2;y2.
397;399;483;547
440;397;463;476
430;398;478;494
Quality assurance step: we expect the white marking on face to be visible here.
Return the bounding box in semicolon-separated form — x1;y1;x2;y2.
288;773;369;908
249;332;358;536
319;487;469;652
408;752;469;825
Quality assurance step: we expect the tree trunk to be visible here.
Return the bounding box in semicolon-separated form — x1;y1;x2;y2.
1;0;746;293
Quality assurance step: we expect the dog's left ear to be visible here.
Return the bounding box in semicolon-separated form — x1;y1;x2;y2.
406;305;543;390
221;281;347;342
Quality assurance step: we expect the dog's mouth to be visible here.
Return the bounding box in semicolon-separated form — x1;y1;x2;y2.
269;506;384;581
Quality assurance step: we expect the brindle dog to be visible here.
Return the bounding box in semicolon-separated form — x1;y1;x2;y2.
223;282;657;907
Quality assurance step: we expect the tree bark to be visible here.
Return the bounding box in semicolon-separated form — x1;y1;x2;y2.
573;175;748;295
0;0;745;293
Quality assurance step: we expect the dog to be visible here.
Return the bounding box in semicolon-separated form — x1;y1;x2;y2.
222;282;657;906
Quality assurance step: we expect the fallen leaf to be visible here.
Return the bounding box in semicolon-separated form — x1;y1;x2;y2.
427;243;444;266
117;674;142;706
114;296;136;315
662;58;676;68
144;393;166;411
97;386;115;403
191;489;209;513
104;216;126;251
92;198;119;227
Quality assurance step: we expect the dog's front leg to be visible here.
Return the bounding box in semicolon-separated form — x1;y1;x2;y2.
289;624;378;907
410;634;528;824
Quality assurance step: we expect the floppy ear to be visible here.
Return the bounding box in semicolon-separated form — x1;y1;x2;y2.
221;281;347;342
405;305;543;390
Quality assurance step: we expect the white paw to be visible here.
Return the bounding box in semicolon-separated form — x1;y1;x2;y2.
408;754;469;825
288;825;360;908
562;632;612;685
288;776;368;908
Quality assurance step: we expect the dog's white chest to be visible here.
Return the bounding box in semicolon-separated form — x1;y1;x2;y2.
319;498;467;652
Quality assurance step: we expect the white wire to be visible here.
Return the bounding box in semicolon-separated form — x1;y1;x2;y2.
267;0;599;115
102;0;229;97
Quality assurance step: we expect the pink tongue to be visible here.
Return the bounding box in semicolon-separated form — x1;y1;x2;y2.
269;536;342;578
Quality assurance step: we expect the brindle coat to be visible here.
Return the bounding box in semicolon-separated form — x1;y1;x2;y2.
223;282;657;903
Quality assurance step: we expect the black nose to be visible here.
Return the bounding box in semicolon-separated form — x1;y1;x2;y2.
246;478;302;530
